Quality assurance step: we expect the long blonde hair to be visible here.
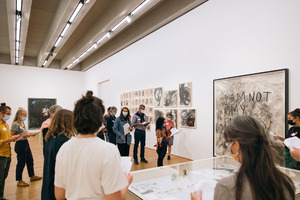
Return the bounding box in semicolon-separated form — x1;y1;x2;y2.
45;109;75;142
13;107;27;122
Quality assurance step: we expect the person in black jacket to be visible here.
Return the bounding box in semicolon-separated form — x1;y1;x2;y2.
155;117;167;167
106;106;117;145
41;109;74;200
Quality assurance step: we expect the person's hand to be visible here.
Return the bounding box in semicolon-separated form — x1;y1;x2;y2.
145;122;150;126
190;190;202;200
11;134;21;142
124;172;133;185
290;147;300;161
24;134;31;139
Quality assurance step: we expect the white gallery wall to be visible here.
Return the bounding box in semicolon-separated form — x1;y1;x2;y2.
0;64;85;128
84;0;300;160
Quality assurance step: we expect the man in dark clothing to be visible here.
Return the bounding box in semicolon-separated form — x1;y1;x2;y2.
132;105;150;164
106;106;117;145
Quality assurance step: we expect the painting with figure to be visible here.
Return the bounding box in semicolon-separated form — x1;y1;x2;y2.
179;109;196;128
213;69;288;164
179;82;192;107
28;98;56;129
164;90;178;107
154;110;165;123
166;109;178;128
154;87;163;107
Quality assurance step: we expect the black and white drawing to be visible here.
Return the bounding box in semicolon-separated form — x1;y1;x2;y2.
213;69;288;159
154;110;165;123
154;87;163;107
179;109;196;128
164;90;178;107
28;98;56;129
165;109;178;128
179;82;192;107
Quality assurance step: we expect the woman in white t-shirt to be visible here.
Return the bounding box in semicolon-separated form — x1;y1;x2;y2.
54;91;133;200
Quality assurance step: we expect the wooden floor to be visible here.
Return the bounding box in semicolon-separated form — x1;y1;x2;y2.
4;136;191;200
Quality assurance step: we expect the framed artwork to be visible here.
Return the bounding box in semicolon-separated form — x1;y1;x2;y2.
154;110;165;123
149;88;154;97
166;109;178;128
163;90;178;107
28;98;56;129
179;109;196;128
213;69;289;160
179;82;192;107
154;87;163;107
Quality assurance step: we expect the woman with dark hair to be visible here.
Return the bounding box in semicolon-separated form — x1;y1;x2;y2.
156;117;167;167
54;91;132;200
42;109;74;200
0;103;20;200
113;107;133;156
191;115;295;200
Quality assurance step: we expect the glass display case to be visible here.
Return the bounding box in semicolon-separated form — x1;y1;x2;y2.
126;156;300;200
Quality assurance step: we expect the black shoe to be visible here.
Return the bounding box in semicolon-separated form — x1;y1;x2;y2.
134;159;139;165
167;155;171;160
141;158;148;163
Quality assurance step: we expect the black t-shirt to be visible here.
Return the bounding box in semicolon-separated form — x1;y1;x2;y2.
287;126;300;139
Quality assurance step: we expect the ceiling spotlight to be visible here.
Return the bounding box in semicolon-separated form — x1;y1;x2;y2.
84;0;90;3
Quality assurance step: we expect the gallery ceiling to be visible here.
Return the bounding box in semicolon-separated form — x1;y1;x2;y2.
0;0;208;71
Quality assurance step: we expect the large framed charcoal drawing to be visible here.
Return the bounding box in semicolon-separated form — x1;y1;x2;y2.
154;87;163;107
179;82;192;107
28;98;57;129
178;109;196;128
213;69;289;160
163;90;178;107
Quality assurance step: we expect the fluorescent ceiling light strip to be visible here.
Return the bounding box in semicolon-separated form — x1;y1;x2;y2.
43;60;48;66
69;2;84;23
16;41;20;50
96;34;108;44
16;0;22;12
86;43;97;52
111;16;131;32
131;0;151;15
61;23;71;37
54;36;63;47
67;64;73;69
16;50;19;58
78;51;87;59
16;18;21;41
75;58;80;63
16;58;19;63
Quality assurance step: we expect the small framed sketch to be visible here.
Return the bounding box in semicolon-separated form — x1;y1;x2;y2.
179;82;192;107
179;109;196;128
164;90;178;107
154;87;163;107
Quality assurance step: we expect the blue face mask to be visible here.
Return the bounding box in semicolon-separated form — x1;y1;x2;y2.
113;112;117;116
2;115;11;121
123;112;128;116
21;117;27;121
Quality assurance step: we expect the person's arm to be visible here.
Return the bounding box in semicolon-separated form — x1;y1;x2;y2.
106;116;113;132
113;118;122;137
0;135;20;146
290;147;300;161
190;190;202;200
54;186;66;200
105;173;133;200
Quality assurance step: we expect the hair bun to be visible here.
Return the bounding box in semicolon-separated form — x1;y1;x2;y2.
86;91;93;98
294;108;300;113
0;103;6;107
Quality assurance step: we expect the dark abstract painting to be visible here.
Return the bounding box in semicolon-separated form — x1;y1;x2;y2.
179;109;196;128
164;90;178;107
28;98;56;129
179;82;192;107
213;69;288;163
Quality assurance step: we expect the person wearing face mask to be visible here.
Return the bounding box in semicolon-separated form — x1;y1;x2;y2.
0;103;20;200
165;113;175;160
132;104;150;165
191;115;295;200
11;107;42;187
106;106;118;144
113;107;133;156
